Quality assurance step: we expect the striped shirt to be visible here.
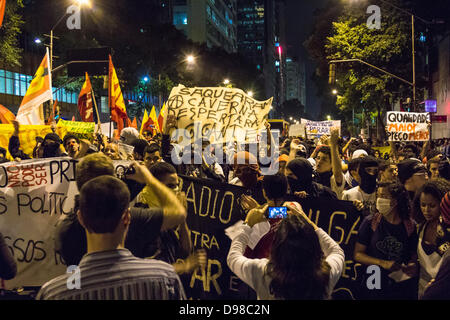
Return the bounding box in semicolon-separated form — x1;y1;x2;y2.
36;249;186;300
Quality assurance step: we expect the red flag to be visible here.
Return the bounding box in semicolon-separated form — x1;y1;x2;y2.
0;0;6;28
108;55;128;134
72;115;76;121
78;72;94;122
131;117;137;129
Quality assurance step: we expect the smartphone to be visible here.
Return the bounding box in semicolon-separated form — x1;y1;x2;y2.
267;207;288;219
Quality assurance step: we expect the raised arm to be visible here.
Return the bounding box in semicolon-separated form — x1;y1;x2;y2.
126;162;187;231
329;128;343;185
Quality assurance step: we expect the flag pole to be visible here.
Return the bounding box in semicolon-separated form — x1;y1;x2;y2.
91;87;102;134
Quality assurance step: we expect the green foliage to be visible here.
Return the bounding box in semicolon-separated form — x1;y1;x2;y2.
0;0;24;67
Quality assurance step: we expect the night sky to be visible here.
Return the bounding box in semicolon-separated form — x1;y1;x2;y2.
285;0;330;118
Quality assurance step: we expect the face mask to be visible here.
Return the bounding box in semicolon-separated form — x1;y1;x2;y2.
376;198;392;215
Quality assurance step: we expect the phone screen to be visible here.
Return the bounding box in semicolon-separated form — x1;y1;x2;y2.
267;207;288;219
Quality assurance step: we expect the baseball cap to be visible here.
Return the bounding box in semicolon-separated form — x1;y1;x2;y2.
397;158;427;184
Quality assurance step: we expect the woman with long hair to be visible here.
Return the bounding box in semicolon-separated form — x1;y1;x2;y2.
227;204;344;299
412;179;450;298
354;182;418;299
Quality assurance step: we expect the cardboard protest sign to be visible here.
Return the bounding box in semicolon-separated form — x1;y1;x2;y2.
301;118;341;137
0;158;77;289
386;111;430;141
166;85;272;144
0;124;68;160
180;176;362;300
57;119;95;141
0;158;139;290
288;123;306;138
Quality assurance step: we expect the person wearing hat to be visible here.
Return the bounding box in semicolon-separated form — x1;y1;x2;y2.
421;191;450;299
397;158;429;200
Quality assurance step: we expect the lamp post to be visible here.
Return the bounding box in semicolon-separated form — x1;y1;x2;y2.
350;0;434;111
46;0;92;71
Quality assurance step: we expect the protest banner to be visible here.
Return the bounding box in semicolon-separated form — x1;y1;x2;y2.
0;157;77;289
288;123;306;138
301;118;341;137
386;111;430;141
57;119;95;141
0;158;139;290
179;176;363;300
166;85;272;144
0;124;68;160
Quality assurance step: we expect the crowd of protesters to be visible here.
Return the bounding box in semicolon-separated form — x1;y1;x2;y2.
0;116;449;300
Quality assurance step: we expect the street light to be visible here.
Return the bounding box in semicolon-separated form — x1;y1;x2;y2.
332;89;338;95
327;115;332;121
186;55;195;64
223;79;230;85
247;91;253;97
47;0;92;70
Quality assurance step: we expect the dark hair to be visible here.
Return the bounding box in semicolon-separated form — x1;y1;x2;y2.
267;214;330;299
403;144;419;157
262;173;288;200
378;182;412;221
79;175;130;233
63;134;80;147
144;143;161;155
131;139;149;158
317;146;331;161
149;161;177;181
0;146;6;158
348;157;363;173
413;179;450;224
439;158;450;180
76;153;114;190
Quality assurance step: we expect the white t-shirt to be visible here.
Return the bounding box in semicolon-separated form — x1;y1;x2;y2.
342;186;376;213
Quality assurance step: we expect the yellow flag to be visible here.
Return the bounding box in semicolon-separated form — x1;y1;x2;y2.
149;106;160;133
16;48;53;125
140;110;149;135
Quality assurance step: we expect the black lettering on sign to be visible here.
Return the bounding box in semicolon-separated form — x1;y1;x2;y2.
168;95;185;110
4;236;48;264
0;166;7;187
0;196;7;215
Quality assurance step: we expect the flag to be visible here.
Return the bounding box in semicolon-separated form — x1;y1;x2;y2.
16;48;52;125
0;104;15;124
78;72;94;122
72;115;75;121
158;102;166;132
108;55;128;134
131;117;137;129
46;99;58;124
0;0;6;28
149;106;160;133
140;110;149;135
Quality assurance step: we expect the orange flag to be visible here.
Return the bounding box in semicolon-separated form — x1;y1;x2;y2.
16;48;52;125
0;104;15;124
0;0;6;28
46;99;58;124
131;117;137;129
108;55;128;134
78;72;94;122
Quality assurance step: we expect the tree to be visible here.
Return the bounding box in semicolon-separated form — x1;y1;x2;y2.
0;0;24;67
306;0;428;139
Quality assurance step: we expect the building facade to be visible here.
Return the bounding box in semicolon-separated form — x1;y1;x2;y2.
173;0;237;54
237;0;286;116
430;32;450;139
